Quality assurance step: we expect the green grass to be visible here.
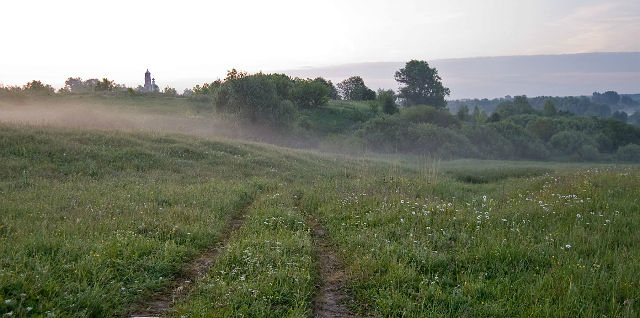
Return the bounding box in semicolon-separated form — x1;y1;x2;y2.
1;123;639;317
446;166;552;183
28;94;214;116
299;100;375;135
172;190;315;317
297;166;640;317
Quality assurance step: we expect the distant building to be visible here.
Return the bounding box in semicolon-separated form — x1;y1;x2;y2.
142;69;159;93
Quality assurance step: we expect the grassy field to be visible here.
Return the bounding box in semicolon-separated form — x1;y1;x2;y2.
0;123;638;317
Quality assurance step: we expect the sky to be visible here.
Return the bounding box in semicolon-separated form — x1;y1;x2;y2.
1;0;639;93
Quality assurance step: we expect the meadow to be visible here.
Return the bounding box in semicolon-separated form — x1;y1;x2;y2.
0;122;638;317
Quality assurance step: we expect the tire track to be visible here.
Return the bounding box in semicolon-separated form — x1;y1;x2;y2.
307;217;356;318
128;197;255;318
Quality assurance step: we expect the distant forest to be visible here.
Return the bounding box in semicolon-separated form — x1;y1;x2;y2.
447;91;640;127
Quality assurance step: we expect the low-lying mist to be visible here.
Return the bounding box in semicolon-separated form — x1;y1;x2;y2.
0;98;316;149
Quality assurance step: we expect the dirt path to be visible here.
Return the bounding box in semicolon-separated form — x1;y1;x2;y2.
308;218;356;318
128;202;252;318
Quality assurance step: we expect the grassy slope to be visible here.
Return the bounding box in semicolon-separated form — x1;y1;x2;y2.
10;95;214;116
299;100;374;135
0;123;638;317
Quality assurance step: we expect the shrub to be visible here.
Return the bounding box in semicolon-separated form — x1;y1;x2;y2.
292;79;330;109
461;124;514;159
398;105;459;127
578;145;600;161
378;89;398;115
495;96;535;118
489;121;549;159
526;119;555;142
616;143;640;162
269;100;298;129
550;130;597;155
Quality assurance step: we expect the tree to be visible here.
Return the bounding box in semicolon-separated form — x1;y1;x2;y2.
292;78;330;108
494;95;535;118
313;77;339;100
395;60;450;108
193;80;222;95
377;89;398;114
617;143;640;162
22;80;54;95
95;78;114;92
337;76;375;101
214;72;299;127
64;77;84;93
472;106;487;123
163;86;177;96
526;119;555;142
620;96;639;105
612;111;628;122
487;112;501;122
592;91;620;105
543;99;557;116
456;105;470;121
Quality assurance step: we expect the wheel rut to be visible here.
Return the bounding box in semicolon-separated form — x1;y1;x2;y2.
308;217;356;318
128;199;253;318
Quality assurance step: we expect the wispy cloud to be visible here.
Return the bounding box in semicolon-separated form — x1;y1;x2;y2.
549;1;640;52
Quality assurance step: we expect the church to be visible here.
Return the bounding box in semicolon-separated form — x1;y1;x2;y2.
143;69;159;93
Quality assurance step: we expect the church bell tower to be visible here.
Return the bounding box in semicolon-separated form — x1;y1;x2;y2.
144;69;152;92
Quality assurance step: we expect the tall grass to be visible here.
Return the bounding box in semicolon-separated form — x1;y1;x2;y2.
0;123;638;317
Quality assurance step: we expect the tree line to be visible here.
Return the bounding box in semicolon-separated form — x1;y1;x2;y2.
2;60;639;162
448;91;640;127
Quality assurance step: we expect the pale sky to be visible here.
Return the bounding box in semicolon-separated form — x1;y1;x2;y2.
1;0;639;91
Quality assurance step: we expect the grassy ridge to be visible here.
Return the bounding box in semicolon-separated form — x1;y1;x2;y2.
1;123;639;317
0;125;277;316
298;166;639;316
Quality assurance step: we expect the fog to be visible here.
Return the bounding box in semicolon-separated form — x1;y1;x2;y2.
0;99;313;149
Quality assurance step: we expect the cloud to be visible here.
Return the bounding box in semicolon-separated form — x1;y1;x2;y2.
549;1;640;52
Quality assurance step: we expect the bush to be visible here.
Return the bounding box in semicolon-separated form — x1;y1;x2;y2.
292;79;330;108
461;124;513;159
550;130;597;155
578;145;600;161
269;100;298;129
526;119;556;142
407;123;477;158
616;143;640;162
215;73;280;122
356;117;475;157
378;89;398;115
489;121;549;159
399;105;459;127
368;101;380;115
189;94;213;103
495;96;535;118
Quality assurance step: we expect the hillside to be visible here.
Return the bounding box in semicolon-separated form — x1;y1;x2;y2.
2;95;640;163
1;124;639;317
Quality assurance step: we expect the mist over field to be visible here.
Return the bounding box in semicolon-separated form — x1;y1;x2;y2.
2;1;640;317
0;98;316;150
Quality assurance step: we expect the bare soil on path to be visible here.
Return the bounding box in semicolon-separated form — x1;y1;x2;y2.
308;217;357;318
128;202;252;318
